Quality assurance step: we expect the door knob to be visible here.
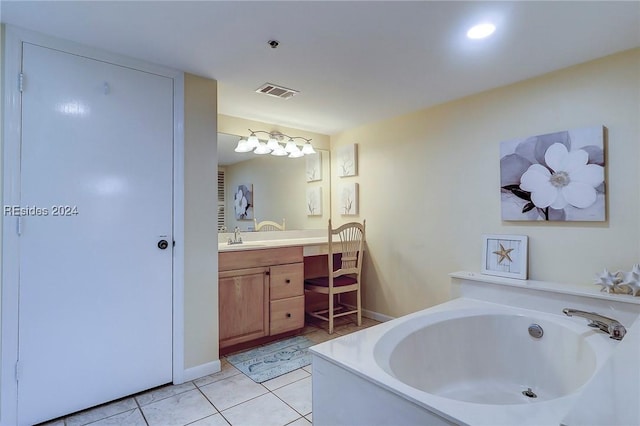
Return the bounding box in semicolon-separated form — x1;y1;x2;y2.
157;240;169;250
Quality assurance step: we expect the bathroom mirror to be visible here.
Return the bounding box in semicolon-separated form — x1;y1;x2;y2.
218;132;331;231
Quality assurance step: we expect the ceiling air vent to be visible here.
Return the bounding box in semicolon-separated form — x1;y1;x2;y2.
255;83;299;100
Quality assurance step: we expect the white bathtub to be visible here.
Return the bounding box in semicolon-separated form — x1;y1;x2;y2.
375;312;603;405
310;298;620;426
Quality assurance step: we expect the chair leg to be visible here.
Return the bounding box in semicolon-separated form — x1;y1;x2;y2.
356;288;362;326
328;294;334;334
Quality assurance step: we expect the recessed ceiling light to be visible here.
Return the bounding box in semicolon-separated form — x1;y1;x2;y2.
467;23;496;39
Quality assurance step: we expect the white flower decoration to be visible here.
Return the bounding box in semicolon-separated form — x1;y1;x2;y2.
520;143;603;209
620;264;640;296
593;268;621;293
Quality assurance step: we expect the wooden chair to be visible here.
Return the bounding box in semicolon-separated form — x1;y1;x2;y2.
304;219;366;334
253;218;286;231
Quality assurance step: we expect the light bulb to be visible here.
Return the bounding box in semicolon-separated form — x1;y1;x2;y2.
271;145;288;156
301;142;316;155
284;139;298;153
288;145;303;158
253;141;272;155
247;133;260;149
234;139;253;153
266;137;280;150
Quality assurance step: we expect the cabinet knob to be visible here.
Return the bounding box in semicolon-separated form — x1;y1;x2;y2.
285;279;291;284
286;313;292;318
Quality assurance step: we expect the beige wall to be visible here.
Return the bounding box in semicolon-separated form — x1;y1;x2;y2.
330;49;640;318
184;74;219;368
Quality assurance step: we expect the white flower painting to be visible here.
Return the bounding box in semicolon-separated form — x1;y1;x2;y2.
340;183;359;216
337;144;358;177
306;187;322;216
500;126;605;221
234;184;253;220
306;153;322;182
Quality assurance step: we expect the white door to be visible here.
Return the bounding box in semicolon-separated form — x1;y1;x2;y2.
17;43;174;425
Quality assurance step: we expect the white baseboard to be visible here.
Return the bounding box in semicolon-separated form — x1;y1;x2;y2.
341;303;395;323
362;308;395;323
180;359;221;383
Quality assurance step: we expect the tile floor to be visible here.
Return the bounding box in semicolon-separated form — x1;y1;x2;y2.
40;317;380;426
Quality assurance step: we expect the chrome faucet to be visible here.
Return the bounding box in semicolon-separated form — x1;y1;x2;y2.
227;227;243;245
563;308;627;340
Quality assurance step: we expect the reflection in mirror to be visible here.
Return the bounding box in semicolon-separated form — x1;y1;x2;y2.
218;133;330;232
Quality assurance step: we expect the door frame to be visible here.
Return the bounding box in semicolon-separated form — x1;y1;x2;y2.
1;26;185;426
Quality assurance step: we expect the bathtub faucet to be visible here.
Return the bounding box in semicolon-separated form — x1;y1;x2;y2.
562;308;626;340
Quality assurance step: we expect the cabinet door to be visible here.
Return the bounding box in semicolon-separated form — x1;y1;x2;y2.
219;267;269;348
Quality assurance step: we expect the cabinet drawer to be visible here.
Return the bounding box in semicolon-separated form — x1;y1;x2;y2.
270;263;304;300
219;246;303;271
270;296;304;335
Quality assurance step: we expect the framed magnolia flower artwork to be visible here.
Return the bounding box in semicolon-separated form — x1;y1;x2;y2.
234;183;253;220
500;126;605;221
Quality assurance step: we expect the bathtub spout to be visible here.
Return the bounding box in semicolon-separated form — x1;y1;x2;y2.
562;308;626;340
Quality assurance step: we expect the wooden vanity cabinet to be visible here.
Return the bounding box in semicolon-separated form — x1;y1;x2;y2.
219;247;304;350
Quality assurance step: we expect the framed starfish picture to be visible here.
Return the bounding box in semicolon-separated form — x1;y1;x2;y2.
481;234;528;279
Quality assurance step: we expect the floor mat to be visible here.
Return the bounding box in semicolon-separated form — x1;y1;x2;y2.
226;336;314;383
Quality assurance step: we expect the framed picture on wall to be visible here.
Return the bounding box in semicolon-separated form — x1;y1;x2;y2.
337;143;358;177
340;182;359;215
306;153;322;182
234;183;253;220
499;126;605;222
306;186;322;216
481;234;528;280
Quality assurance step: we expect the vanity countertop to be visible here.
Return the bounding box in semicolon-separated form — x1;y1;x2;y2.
218;230;340;256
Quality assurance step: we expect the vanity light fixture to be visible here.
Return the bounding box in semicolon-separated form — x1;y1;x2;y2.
234;129;316;158
467;23;496;39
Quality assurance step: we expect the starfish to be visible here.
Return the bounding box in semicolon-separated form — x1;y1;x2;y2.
493;243;514;264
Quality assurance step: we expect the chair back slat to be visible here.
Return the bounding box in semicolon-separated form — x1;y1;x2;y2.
254;218;286;231
328;219;366;282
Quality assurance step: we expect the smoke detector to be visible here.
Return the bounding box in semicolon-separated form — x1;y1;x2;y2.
255;83;299;100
